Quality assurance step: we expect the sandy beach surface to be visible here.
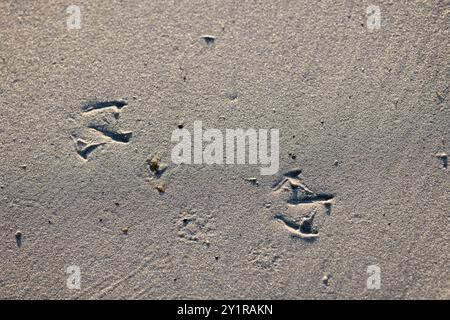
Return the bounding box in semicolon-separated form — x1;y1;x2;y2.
0;0;448;299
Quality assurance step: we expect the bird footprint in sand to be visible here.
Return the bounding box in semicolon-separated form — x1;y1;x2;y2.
70;99;133;160
271;168;334;240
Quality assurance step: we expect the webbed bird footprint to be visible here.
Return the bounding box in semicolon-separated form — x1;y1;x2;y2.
271;168;335;240
70;99;133;160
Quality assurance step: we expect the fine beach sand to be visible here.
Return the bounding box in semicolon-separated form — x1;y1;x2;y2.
0;0;448;299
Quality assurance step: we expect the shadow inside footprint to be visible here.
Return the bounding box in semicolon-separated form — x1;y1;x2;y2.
81;100;127;113
88;124;132;143
77;143;105;159
274;213;319;241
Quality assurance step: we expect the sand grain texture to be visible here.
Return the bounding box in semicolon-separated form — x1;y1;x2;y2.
0;0;448;299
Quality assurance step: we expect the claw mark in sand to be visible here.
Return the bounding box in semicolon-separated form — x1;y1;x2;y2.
274;212;319;240
81;100;127;113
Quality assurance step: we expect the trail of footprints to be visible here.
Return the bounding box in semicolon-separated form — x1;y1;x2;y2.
71;100;132;160
271;168;334;240
71;101;331;245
